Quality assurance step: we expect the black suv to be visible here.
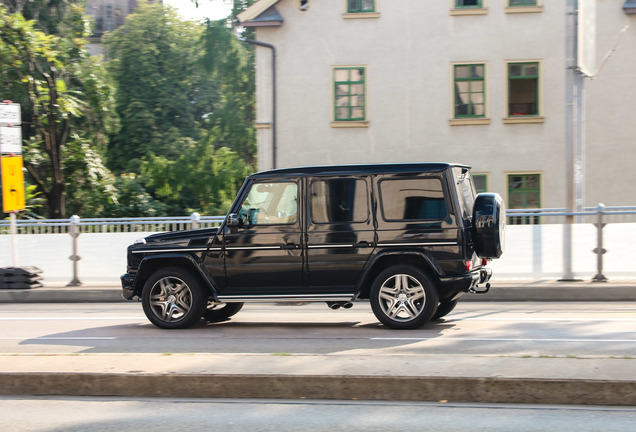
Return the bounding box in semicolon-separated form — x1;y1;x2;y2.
121;163;505;329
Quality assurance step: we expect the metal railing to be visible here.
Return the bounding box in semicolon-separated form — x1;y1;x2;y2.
0;213;226;235
507;205;636;225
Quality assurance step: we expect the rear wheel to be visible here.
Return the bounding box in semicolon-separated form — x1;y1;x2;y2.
370;265;439;329
141;267;207;329
204;302;244;322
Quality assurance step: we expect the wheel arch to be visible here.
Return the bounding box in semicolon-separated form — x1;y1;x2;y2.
356;251;442;299
134;254;218;299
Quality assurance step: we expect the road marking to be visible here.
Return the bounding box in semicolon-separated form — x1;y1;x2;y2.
371;337;636;343
453;317;636;322
0;317;143;320
0;337;117;340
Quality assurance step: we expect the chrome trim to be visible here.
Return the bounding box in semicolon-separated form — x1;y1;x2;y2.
132;247;208;254
217;294;354;303
377;242;458;247
226;246;282;250
307;244;356;249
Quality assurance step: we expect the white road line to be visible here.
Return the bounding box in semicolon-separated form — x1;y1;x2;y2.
453;317;636;322
0;317;143;320
371;337;636;343
0;337;117;340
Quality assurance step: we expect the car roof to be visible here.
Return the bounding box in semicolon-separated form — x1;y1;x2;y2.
250;163;471;179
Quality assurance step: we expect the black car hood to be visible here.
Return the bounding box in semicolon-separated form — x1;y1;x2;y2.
144;227;218;244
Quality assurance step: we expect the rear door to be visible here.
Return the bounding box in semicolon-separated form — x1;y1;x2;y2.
305;176;375;294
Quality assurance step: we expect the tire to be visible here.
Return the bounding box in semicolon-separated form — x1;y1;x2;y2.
204;302;244;323
141;267;207;329
370;265;439;329
472;193;506;259
432;299;458;320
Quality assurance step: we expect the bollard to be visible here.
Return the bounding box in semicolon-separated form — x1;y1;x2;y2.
190;212;201;230
592;203;608;282
67;215;82;286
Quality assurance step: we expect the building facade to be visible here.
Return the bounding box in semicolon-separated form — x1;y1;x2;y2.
239;0;636;211
84;0;161;55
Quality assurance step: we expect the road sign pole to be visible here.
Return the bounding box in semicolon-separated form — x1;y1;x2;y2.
10;211;18;268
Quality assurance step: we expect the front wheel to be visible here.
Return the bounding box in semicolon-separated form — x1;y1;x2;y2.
141;267;207;329
370;265;439;329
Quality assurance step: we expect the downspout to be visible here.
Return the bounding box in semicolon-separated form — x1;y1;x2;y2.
239;38;277;169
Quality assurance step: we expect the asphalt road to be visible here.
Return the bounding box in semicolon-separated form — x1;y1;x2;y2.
0;301;635;359
1;397;636;432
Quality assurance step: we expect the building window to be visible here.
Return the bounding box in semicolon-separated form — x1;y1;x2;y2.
348;0;375;13
456;0;482;7
334;67;366;122
509;0;537;6
473;174;488;193
508;174;541;224
454;64;486;118
508;62;539;117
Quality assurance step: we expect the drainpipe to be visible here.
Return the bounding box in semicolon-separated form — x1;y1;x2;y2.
239;38;277;169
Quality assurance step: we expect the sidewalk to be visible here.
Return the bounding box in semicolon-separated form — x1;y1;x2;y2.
1;279;636;303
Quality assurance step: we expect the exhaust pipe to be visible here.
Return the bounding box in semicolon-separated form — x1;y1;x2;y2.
327;302;353;310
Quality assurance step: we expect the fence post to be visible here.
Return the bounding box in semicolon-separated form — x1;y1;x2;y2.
67;215;82;286
190;212;201;230
592;203;608;282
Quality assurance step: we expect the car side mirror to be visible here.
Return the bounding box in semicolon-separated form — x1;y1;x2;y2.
227;213;241;228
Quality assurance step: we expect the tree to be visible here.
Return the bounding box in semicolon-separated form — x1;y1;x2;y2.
0;5;119;218
104;1;218;173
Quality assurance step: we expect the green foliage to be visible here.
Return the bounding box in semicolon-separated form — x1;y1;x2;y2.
0;4;119;218
104;1;218;172
140;141;252;215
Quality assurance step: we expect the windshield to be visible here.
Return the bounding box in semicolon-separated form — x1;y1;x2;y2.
453;167;476;220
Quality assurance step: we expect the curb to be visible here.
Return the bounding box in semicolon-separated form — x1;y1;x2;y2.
0;373;634;406
1;283;636;303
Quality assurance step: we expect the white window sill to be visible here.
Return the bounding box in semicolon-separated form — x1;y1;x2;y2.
450;8;488;16
449;118;491;126
505;6;543;14
331;121;369;128
343;12;381;19
503;116;545;124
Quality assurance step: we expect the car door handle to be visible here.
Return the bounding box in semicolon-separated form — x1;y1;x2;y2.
355;241;371;248
281;243;299;250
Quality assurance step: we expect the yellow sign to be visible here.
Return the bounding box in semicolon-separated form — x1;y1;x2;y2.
1;155;25;212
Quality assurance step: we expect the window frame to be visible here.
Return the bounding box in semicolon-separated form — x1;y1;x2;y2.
453;63;487;120
505;60;544;123
455;0;482;8
507;173;542;225
347;0;375;13
509;0;537;6
472;174;489;194
332;66;368;125
309;177;370;225
451;0;487;15
237;180;299;226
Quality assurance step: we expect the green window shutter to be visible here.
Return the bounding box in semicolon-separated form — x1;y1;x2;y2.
454;64;486;118
334;67;366;121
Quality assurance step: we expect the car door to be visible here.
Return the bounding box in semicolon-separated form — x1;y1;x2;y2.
222;178;304;296
305;176;375;294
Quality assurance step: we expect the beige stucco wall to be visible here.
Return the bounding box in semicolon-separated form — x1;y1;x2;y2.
252;0;635;207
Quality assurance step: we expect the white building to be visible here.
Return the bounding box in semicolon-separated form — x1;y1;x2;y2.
239;0;636;213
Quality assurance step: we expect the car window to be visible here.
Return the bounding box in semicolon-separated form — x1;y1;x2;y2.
379;178;448;221
453;167;476;220
310;178;369;224
238;182;298;225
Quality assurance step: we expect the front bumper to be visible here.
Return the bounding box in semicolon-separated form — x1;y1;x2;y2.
120;273;136;300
